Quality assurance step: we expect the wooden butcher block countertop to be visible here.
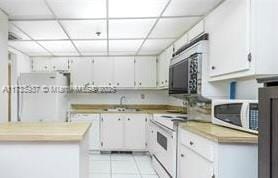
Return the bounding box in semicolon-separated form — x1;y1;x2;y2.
0;122;91;142
180;121;258;144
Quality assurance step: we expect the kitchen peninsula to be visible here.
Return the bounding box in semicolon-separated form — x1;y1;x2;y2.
0;122;91;178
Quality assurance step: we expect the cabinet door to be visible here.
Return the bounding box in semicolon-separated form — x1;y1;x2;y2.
135;56;157;88
100;114;124;150
114;57;135;88
32;57;52;72
70;114;100;151
51;57;69;71
207;0;251;77
124;114;147;150
124;114;146;150
158;47;172;87
94;57;114;86
179;145;214;178
70;57;93;86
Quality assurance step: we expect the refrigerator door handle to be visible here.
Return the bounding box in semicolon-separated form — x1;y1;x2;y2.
17;80;23;122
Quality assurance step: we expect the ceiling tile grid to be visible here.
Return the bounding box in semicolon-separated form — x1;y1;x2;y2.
3;0;223;56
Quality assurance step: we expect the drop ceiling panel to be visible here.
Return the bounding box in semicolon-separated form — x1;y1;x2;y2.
47;0;106;18
163;0;222;16
139;39;175;55
73;40;107;54
61;20;107;39
8;41;49;55
0;0;53;19
38;41;78;55
9;24;30;40
150;17;200;38
109;40;143;52
109;51;137;55
109;0;168;17
109;19;156;38
12;21;68;40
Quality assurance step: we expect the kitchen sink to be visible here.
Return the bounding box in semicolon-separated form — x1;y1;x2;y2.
103;108;141;112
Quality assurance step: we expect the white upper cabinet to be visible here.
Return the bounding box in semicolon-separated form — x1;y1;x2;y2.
135;56;157;88
33;57;69;72
158;46;172;88
206;0;251;78
70;57;93;86
32;57;52;72
113;57;135;88
93;57;114;86
174;33;188;51
188;20;205;41
51;57;69;71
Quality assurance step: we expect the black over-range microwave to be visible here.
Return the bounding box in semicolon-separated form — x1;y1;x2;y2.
169;33;208;97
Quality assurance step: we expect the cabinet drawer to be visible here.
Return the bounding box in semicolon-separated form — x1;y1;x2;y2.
180;129;215;162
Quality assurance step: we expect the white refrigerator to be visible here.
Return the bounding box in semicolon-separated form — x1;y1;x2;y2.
18;72;68;122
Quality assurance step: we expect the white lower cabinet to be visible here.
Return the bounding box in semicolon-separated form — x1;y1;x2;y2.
179;145;213;178
70;113;100;151
100;114;124;150
125;114;146;150
178;128;258;178
100;113;147;151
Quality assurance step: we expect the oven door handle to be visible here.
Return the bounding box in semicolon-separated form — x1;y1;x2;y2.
150;119;174;136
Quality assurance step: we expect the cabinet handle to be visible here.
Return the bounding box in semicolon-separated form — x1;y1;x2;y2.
181;154;184;157
118;118;121;121
117;83;120;86
109;83;111;86
211;66;216;70
165;80;168;83
190;141;194;146
139;82;142;85
162;81;164;84
128;118;130;121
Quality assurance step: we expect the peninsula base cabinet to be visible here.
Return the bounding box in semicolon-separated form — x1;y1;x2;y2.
100;113;147;151
178;129;258;178
70;113;100;151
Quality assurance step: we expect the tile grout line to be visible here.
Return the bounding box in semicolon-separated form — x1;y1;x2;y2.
110;153;113;178
132;154;144;178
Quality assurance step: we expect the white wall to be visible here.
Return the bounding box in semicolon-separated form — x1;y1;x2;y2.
235;79;262;100
0;10;8;122
68;90;184;106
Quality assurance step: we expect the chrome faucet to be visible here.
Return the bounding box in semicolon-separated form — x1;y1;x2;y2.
120;96;126;107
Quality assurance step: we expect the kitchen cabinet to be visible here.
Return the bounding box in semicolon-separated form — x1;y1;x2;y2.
113;57;135;88
32;57;69;72
178;128;258;178
100;113;124;150
206;0;278;81
70;57;93;87
206;0;251;77
188;20;205;42
158;46;172;88
70;113;100;151
135;56;157;88
100;113;147;151
125;114;146;150
179;144;213;178
51;57;69;71
93;57;114;86
174;33;188;51
32;57;52;72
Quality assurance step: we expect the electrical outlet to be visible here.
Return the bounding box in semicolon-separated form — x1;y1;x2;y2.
140;94;145;99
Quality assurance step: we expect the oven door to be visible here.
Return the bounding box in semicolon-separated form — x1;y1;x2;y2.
169;59;189;95
152;121;176;177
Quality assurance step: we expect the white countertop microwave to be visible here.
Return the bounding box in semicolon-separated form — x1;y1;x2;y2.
212;99;258;134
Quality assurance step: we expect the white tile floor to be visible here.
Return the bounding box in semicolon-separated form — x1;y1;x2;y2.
89;153;159;178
